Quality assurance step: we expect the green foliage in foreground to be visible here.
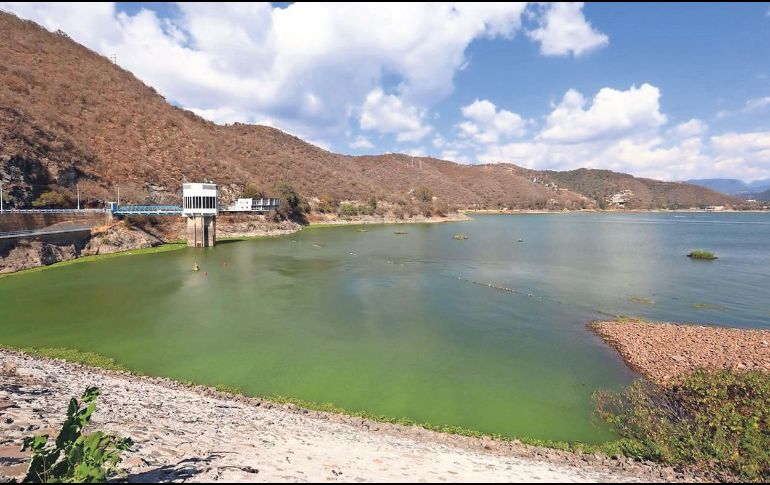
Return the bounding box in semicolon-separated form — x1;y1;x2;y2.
595;370;770;482
687;250;718;260
22;387;133;483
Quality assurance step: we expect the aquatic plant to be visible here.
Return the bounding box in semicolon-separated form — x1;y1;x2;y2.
595;370;770;482
629;297;655;305
687;250;717;260
22;387;133;483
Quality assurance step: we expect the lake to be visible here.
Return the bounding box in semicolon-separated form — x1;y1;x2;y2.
1;212;769;444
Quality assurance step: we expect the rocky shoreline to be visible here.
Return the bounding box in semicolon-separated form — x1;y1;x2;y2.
592;320;770;385
0;213;469;276
0;349;696;483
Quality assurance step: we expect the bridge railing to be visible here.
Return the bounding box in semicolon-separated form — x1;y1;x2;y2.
0;208;108;214
113;205;182;216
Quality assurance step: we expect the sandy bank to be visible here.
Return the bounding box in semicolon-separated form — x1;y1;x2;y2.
592;320;770;384
0;350;680;483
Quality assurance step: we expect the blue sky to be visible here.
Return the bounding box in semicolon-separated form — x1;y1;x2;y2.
3;2;770;181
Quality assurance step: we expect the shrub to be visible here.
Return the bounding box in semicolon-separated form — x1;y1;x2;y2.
433;200;449;217
32;190;68;208
338;203;360;217
414;186;433;203
242;183;266;200
315;195;338;214
594;370;770;482
273;182;307;221
688;250;717;260
22;387;133;483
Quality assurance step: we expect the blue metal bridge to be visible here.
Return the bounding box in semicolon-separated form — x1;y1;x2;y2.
111;205;182;216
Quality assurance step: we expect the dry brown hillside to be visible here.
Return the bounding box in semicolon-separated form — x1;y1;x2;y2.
0;12;748;211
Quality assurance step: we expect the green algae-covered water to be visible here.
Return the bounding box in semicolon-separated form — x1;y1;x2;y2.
2;213;769;443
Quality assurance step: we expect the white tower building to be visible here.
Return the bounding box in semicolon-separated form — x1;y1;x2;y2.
182;183;218;247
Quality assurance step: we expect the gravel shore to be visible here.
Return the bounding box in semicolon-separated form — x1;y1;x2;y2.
0;350;679;483
592;320;770;384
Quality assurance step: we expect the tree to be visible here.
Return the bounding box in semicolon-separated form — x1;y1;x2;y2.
242;183;266;200
274;182;307;221
415;187;433;203
32;191;68;208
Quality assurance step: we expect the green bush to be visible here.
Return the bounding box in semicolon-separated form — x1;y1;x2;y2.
242;183;266;200
338;203;360;217
688;250;718;260
32;191;68;208
595;370;770;482
273;182;307;221
22;387;133;483
315;195;338;214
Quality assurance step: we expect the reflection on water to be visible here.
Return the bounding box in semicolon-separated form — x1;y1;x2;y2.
0;212;768;443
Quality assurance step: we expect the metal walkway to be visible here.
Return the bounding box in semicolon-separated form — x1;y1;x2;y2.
112;206;182;216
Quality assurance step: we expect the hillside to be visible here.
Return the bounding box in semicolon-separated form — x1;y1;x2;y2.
0;12;749;212
685;178;753;195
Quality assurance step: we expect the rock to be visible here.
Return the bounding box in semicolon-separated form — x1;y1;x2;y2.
671;355;687;363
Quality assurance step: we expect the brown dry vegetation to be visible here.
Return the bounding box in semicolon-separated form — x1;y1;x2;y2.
0;12;751;211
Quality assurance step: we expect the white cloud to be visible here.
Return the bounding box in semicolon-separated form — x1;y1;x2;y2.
539;84;667;144
349;135;374;150
527;2;608;57
667;119;708;139
454;84;769;181
458;99;528;144
360;88;432;143
716;96;770;119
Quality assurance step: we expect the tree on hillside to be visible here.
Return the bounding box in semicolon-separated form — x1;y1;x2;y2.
31;190;68;208
415;186;433;203
242;183;266;200
274;181;307;222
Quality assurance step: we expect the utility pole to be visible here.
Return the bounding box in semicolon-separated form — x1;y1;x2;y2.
0;179;4;213
117;186;120;207
76;183;80;210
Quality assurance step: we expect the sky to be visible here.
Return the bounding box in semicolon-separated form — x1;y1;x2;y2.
2;2;770;181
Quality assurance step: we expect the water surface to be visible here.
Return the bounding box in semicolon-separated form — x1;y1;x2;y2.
1;213;768;443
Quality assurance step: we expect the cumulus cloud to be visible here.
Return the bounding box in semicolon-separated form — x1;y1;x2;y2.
667;119;708;139
527;2;608;57
359;89;432;143
457;84;769;181
349;135;374;150
539;84;667;144
458;99;528;144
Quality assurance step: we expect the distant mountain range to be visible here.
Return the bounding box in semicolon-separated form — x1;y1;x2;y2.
686;179;770;200
0;12;754;212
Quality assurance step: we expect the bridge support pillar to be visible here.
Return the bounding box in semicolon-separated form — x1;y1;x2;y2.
186;215;216;248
